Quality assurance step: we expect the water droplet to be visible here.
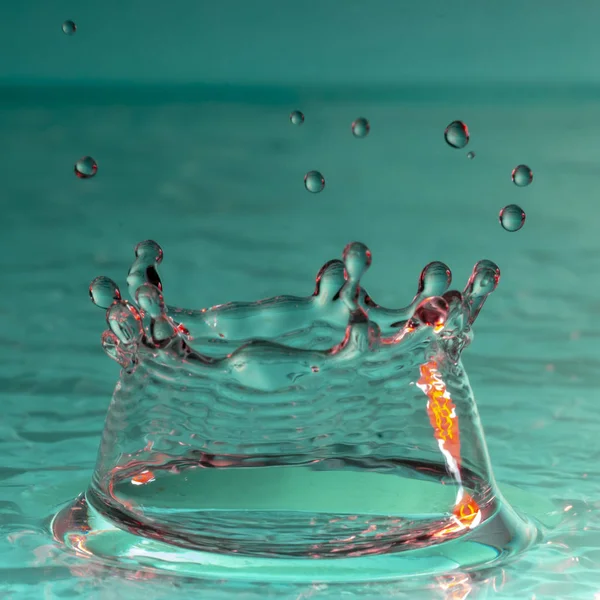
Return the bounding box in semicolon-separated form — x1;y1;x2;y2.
74;156;97;179
342;242;372;282
511;164;533;187
134;240;164;264
106;301;143;345
290;110;304;125
89;276;121;309
304;170;325;193
499;204;526;232
62;20;76;35
444;121;469;149
467;151;476;159
468;260;500;296
351;117;370;138
418;262;452;297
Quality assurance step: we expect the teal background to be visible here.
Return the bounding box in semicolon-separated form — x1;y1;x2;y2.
1;2;600;599
3;1;600;84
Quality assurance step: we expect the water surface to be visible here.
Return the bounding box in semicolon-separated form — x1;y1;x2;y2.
1;84;599;599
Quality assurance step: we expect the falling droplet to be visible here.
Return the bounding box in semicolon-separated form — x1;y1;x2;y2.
89;276;121;309
290;110;305;125
304;170;325;193
444;121;469;149
499;204;526;232
511;164;533;187
467;151;476;159
62;20;76;35
351;117;370;138
74;156;97;179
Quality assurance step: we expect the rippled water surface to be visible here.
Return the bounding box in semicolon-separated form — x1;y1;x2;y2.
1;85;600;598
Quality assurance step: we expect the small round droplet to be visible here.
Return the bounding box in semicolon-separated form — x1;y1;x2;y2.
499;204;526;232
74;156;97;179
290;110;304;125
89;276;121;309
511;164;533;187
467;151;476;159
444;120;469;149
304;170;325;193
342;242;372;281
62;20;76;35
351;117;370;138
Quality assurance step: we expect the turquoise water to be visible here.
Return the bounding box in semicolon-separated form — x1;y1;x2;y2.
1;84;600;598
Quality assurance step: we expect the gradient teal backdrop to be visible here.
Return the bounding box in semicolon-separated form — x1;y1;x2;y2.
3;1;600;84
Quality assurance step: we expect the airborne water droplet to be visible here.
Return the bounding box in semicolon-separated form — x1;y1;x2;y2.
304;170;325;193
74;156;97;179
499;204;526;232
290;110;304;125
444;120;469;149
62;20;76;35
511;164;533;187
351;117;370;138
467;151;476;159
89;276;121;309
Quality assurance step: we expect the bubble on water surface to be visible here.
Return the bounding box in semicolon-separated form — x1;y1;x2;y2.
499;204;526;232
89;276;121;309
467;151;476;159
62;20;76;35
511;164;533;187
444;120;469;149
304;170;325;193
290;110;304;125
74;156;97;179
351;117;370;138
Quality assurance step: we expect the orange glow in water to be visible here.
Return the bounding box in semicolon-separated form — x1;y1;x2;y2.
418;361;461;466
131;470;155;486
418;360;481;532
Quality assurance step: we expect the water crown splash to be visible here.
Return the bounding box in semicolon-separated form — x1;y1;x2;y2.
53;240;539;583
